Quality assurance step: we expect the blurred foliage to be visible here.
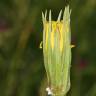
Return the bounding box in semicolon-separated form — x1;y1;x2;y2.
0;0;96;96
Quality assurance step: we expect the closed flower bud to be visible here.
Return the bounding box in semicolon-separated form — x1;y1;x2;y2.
42;5;74;96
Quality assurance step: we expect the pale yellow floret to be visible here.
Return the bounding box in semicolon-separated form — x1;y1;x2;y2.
51;22;56;50
57;22;63;52
45;21;64;52
50;21;64;52
44;21;73;52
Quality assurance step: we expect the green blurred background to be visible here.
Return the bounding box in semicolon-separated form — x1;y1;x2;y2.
0;0;96;96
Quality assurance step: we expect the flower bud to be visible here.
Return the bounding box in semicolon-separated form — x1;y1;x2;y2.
42;5;73;96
